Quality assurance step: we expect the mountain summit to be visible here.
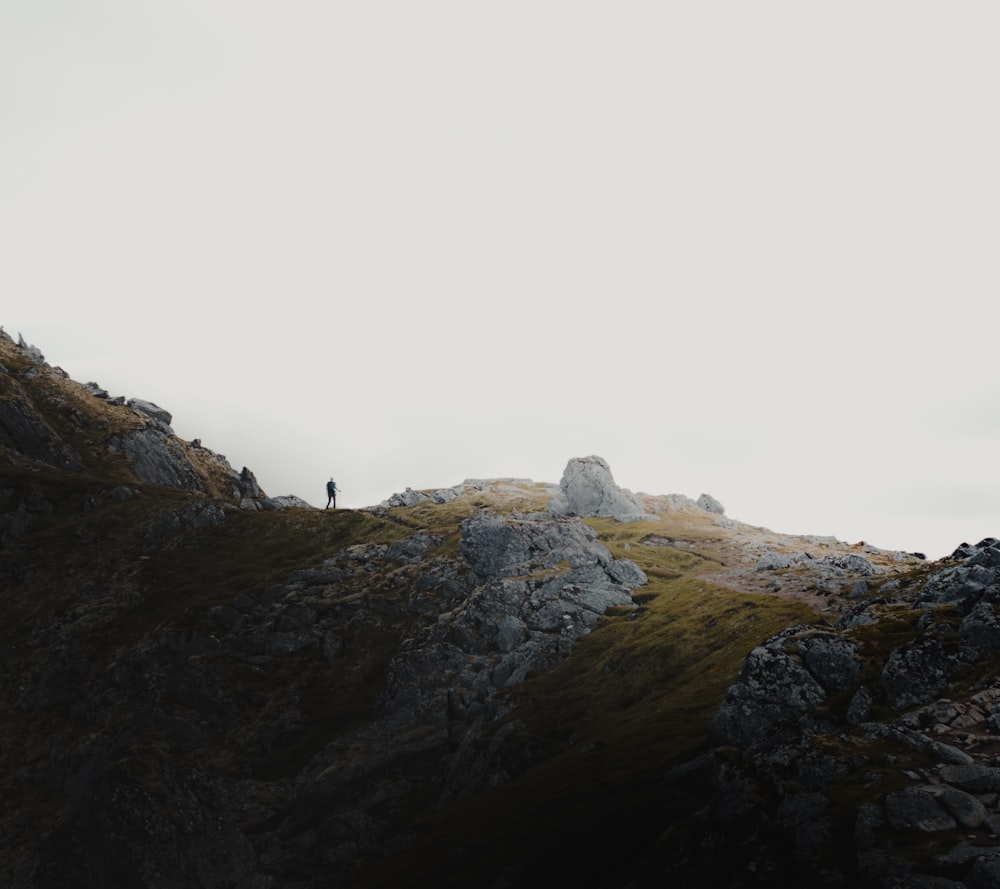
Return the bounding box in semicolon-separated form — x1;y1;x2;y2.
4;329;1000;888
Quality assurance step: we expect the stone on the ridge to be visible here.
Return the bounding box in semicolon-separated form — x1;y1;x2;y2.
548;455;656;522
127;398;173;429
17;334;46;364
697;493;725;515
84;382;109;399
755;549;791;571
259;495;312;510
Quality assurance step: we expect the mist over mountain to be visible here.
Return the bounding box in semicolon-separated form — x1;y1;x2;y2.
6;328;1000;889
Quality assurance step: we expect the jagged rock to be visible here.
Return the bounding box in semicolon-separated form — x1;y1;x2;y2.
882;636;973;709
697;493;725;515
386;533;441;564
923;538;1000;603
797;633;861;693
824;553;879;575
547;455;657;522
17;333;46;364
127;397;173;429
83;381;109;399
430;487;461;504
109;428;206;491
237;466;262;498
836;602;878;628
383;486;430;507
711;636;828;748
371;514;645;796
459;512;642;582
755;549;791;571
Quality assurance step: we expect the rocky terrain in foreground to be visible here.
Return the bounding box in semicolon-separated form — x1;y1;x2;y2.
5;328;1000;887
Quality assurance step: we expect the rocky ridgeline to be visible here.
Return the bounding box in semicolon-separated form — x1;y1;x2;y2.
13;327;1000;888
653;537;1000;887
0;329;307;521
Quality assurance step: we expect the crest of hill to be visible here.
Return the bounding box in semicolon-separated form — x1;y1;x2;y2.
0;328;306;511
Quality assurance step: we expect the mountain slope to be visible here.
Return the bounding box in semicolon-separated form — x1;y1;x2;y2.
3;329;999;888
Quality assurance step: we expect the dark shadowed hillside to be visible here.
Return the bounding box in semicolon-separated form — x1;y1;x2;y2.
5;329;1000;888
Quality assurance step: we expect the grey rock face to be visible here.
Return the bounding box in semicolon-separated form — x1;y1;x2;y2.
797;633;861;693
711;635;829;749
882;636;972;710
755;549;791;571
923;538;1000;603
127;398;173;430
17;333;46;364
373;513;646;794
547;455;657;522
259;495;311;510
697;493;725;514
823;553;879;575
460;513;634;581
109;428;206;491
237;466;262;499
84;381;109;398
0;389;83;469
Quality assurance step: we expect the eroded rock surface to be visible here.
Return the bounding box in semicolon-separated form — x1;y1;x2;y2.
547;455;657;522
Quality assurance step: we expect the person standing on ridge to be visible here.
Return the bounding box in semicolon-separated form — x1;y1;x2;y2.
326;477;339;509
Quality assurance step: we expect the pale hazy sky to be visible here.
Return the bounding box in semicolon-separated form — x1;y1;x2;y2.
4;2;999;560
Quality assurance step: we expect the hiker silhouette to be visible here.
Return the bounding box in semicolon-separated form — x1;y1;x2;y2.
326;478;339;509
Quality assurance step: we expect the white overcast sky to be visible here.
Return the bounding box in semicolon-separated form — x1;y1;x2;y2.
4;2;999;560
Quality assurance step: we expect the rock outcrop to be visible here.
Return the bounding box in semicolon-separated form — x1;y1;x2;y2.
698;492;725;514
547;455;657;522
663;538;1000;887
0;331;305;509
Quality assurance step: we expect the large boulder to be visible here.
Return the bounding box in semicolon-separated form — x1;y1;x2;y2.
697;493;725;515
127;398;173;431
547;456;656;522
797;633;861;693
881;636;973;710
711;633;829;749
